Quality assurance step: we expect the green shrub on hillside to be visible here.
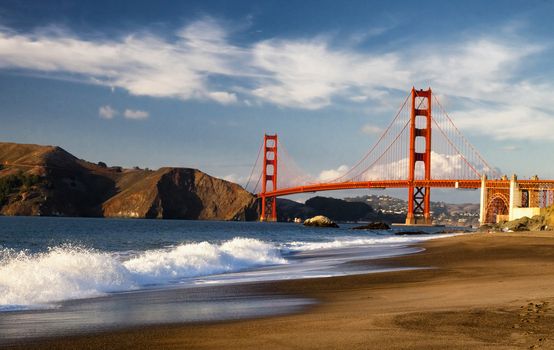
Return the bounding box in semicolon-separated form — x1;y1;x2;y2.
0;172;42;204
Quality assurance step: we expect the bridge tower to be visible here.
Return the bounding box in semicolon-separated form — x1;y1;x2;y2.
260;134;278;221
406;88;432;225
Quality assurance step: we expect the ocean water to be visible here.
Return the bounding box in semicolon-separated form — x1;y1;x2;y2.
0;216;463;342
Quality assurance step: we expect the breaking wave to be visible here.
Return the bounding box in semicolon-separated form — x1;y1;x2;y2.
0;238;286;310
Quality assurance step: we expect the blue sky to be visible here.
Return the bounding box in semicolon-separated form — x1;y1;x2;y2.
1;0;553;203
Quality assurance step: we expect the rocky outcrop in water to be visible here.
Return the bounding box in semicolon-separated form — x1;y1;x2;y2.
303;215;339;228
0;142;257;220
351;222;391;230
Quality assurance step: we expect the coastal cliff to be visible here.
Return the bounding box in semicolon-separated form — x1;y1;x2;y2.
0;142;257;220
102;168;257;220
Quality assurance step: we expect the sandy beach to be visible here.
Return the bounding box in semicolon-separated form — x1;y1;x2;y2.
4;231;554;350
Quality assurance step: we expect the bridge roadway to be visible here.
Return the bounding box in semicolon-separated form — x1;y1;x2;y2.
259;179;554;198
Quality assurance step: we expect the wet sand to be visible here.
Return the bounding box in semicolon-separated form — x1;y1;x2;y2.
4;231;554;349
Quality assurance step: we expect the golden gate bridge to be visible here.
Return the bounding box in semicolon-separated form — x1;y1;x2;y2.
244;88;554;225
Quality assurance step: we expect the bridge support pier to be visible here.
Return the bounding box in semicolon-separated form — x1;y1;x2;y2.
260;134;278;222
479;175;488;225
260;195;277;222
509;174;522;221
406;87;432;225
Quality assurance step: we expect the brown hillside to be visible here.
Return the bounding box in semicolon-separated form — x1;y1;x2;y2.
103;168;256;220
0;142;257;220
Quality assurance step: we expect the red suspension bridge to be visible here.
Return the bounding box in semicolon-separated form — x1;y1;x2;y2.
245;88;554;225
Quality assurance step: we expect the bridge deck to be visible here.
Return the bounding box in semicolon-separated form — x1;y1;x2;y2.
259;179;554;197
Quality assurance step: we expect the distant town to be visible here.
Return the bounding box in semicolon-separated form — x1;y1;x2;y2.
345;195;480;227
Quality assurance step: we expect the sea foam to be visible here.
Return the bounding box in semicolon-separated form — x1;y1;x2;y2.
0;238;285;310
284;233;457;252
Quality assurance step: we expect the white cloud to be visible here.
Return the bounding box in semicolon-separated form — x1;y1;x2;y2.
0;22;408;110
98;105;150;120
413;39;543;103
349;95;369;102
404;38;554;141
98;105;118;119
452;105;554;141
245;33;554;141
123;109;149;120
0;19;243;104
251;39;408;109
0;19;553;142
361;123;381;135
317;165;350;182
208;91;237;104
360;158;407;181
429;153;465;179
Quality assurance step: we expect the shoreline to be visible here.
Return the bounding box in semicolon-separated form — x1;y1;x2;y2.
0;236;435;342
4;231;554;349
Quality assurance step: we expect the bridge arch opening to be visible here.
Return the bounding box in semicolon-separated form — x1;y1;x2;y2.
415;115;428;129
415;96;428;109
415;137;426;154
414;161;425;180
265;139;276;148
485;194;509;224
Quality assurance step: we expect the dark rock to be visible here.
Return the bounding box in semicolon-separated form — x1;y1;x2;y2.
394;231;429;235
478;224;496;232
544;206;554;230
528;215;546;231
352;222;390;230
498;214;548;232
493;206;554;232
436;228;473;234
502;216;531;231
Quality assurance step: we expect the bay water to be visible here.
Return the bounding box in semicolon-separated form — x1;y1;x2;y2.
0;216;461;342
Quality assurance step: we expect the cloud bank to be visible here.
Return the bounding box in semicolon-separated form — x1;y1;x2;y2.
0;19;553;140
